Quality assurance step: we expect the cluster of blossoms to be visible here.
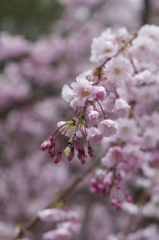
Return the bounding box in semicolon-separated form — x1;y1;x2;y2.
14;206;80;240
89;24;159;212
41;27;136;164
37;206;80;240
41;24;159;217
90;165;133;211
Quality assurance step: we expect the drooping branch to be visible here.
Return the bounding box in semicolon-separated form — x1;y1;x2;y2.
13;152;105;240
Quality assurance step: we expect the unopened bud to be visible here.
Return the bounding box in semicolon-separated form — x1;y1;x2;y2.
90;178;98;186
111;198;117;206
103;178;112;186
88;145;94;157
54;149;62;164
126;196;133;203
76;139;80;150
67;146;74;161
41;139;52;151
116;202;122;211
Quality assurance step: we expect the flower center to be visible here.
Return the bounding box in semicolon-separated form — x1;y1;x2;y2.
83;90;90;97
104;48;111;53
140;45;145;50
115;68;121;74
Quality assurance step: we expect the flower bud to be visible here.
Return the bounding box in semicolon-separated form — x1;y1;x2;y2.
90;178;98;186
54;149;62;164
88;110;99;124
67;146;74;161
126;196;133;203
111;198;117;206
41;139;52;151
116;202;122;211
103;178;112;186
88;145;94;157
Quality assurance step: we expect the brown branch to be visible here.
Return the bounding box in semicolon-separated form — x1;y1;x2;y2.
142;0;151;25
123;215;134;237
13;152;105;240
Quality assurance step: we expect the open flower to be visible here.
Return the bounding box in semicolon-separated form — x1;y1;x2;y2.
71;73;95;106
103;56;133;87
99;119;119;137
90;37;118;63
61;84;73;103
113;98;130;114
87;127;103;144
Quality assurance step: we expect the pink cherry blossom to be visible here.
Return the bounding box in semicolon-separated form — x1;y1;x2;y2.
99;119;119;138
71;73;95;106
139;24;159;42
90;37;118;63
38;208;67;222
113;98;130;114
61;84;73;102
88;110;99;124
87;127;103;144
103;56;133;87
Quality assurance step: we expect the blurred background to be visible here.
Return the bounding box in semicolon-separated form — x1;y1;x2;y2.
0;0;159;239
0;0;64;40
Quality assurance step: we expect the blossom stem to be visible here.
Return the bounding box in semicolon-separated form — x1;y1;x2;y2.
68;101;89;145
95;99;108;119
52;123;68;138
59;125;72;149
54;125;68;141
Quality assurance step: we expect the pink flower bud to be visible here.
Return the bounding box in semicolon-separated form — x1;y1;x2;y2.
77;149;82;160
76;139;80;150
97;183;104;191
41;139;52;151
88;145;94;157
88;110;99;124
54;149;62;164
90;178;98;186
77;149;87;164
111;198;117;206
103;178;112;186
48;143;56;157
116;202;122;211
126;196;133;203
81;154;87;165
116;184;120;189
95;86;106;101
67;146;74;161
